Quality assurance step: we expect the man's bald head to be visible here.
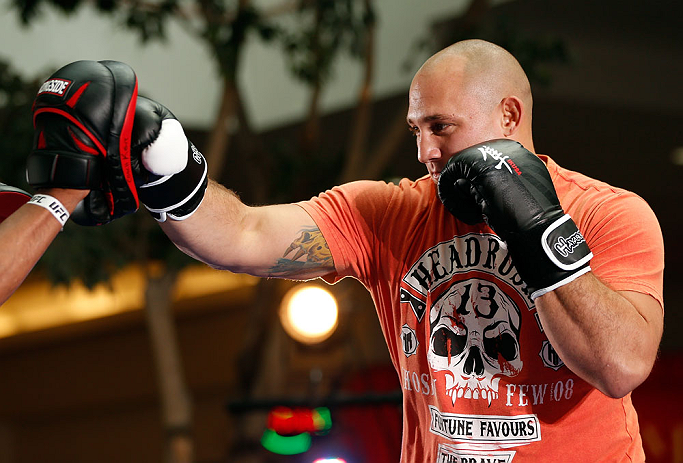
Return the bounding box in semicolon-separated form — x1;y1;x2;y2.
408;40;536;178
416;39;533;115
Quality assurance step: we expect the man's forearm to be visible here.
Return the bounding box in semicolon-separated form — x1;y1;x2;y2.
0;188;88;304
535;272;663;398
158;179;333;280
159;180;246;267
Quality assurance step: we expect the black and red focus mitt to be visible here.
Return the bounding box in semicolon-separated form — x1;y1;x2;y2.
27;60;139;225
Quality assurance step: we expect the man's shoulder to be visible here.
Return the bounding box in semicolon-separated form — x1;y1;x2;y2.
340;175;433;192
299;175;436;228
544;155;641;200
316;175;434;204
544;156;657;228
372;175;436;210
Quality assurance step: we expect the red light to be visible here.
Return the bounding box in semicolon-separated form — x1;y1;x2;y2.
267;406;331;435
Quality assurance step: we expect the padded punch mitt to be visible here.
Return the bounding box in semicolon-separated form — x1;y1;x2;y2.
27;60;139;225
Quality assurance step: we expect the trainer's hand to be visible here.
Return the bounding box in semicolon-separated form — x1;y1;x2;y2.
438;139;593;299
131;97;208;222
27;60;139;226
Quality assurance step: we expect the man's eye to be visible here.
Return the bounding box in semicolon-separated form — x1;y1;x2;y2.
431;123;449;134
408;126;419;137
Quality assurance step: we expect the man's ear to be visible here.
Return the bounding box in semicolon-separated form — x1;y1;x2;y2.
501;96;523;136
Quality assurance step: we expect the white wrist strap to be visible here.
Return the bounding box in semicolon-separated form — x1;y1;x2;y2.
28;194;69;228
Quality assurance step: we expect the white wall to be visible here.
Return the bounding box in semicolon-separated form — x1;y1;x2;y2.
0;0;481;130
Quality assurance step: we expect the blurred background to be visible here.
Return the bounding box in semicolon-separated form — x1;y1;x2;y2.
0;0;681;461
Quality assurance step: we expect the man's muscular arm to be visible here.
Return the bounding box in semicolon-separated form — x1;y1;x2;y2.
160;180;335;280
535;273;663;398
128;99;335;281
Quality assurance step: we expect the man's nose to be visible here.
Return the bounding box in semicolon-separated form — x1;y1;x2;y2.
417;135;442;164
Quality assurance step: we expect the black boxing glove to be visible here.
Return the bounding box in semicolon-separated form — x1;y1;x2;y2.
438;139;593;299
131;97;208;222
27;60;139;226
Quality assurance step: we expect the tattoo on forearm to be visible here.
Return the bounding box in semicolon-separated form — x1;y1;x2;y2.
269;227;333;276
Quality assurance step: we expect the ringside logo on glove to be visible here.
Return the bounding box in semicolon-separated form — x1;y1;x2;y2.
37;78;72;97
438;139;593;299
27;60;139;226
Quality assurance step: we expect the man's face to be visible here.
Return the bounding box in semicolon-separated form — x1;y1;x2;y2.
407;65;504;184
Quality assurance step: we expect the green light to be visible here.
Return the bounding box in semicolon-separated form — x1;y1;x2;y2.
313;407;332;434
261;429;311;455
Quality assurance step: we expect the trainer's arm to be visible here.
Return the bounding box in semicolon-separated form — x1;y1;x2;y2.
160;180;335;280
535;274;663;399
0;188;89;305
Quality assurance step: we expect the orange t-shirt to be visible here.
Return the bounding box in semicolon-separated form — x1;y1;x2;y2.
298;156;664;462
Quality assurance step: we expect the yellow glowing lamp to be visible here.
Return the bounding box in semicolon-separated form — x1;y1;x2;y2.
279;284;338;344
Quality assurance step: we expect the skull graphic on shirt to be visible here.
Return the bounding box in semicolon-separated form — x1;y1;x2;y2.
427;278;523;406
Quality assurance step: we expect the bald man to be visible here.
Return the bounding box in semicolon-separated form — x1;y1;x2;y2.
130;39;662;461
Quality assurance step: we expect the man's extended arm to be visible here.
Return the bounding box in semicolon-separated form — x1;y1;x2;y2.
160;180;335;281
129;98;335;282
